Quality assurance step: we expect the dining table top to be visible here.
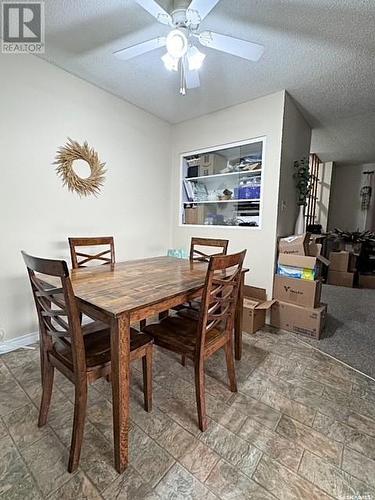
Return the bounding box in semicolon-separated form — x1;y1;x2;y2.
68;256;212;318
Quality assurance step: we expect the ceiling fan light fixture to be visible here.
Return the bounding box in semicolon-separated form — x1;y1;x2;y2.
166;29;188;59
162;52;179;71
187;46;205;71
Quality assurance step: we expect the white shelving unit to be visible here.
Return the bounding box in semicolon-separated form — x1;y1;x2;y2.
191;199;261;204
186;169;262;182
180;137;265;228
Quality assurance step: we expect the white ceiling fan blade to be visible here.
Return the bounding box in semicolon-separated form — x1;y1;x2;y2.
114;37;166;60
133;0;172;25
198;31;264;61
187;0;221;23
183;59;200;89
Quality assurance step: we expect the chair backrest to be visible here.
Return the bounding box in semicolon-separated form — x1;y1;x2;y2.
22;251;86;375
190;237;229;262
69;237;115;269
196;250;246;356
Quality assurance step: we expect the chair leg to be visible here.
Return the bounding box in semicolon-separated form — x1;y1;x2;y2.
142;347;153;412
194;361;207;431
181;355;186;366
38;360;54;427
68;380;87;473
224;339;237;393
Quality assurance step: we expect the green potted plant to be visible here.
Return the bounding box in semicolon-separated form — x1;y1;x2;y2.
293;157;311;234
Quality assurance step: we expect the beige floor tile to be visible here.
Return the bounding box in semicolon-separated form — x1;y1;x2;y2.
304;366;352;394
314;412;375;460
347;411;375;438
1;330;375;500
342;447;375;490
0;364;31;417
205;459;275;500
0;434;41;500
253;454;331;500
261;387;315;426
299;450;375;499
238;417;304;471
230;392;281;430
48;471;102;500
2;403;49;450
21;431;74;496
155;463;217;500
199;421;262;477
179;440;220;482
102;465;160;499
277;415;343;465
129;424;175;487
1;345;39;371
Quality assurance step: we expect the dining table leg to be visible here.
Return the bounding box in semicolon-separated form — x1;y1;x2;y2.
111;314;130;473
234;273;245;360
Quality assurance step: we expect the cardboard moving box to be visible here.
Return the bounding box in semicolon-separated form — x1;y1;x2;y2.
278;234;310;256
242;286;275;334
327;270;355;288
278;253;330;270
270;301;327;339
359;274;375;289
329;251;351;272
273;275;322;308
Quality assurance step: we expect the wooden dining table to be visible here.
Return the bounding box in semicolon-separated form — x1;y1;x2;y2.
66;255;247;473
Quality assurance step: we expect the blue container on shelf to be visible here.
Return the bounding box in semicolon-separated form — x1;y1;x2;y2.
251;185;261;199
235;182;261;200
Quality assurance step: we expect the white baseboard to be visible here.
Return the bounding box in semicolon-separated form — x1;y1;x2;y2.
0;331;39;355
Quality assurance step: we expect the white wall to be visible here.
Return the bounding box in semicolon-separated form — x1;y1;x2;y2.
170;92;286;295
315;162;333;232
0;54;171;342
328;164;365;231
277;93;312;236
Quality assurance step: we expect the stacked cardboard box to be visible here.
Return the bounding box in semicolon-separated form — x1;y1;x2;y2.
359;274;375;289
327;251;357;287
270;234;329;340
242;286;275;334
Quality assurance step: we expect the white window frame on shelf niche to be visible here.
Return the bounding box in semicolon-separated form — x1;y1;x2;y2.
179;136;266;230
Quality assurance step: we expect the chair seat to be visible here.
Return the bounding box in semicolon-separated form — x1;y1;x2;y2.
52;322;153;371
143;316;225;356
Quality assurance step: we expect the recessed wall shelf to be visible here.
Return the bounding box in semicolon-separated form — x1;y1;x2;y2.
186;169;262;181
187;199;261;204
180;138;265;227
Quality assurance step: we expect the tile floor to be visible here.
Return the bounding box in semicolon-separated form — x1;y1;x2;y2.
1;328;375;499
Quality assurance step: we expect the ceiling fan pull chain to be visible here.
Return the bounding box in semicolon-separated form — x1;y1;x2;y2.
180;59;186;96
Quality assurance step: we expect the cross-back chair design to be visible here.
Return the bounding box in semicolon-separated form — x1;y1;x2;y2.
190;237;229;262
145;250;246;431
167;237;229;366
69;237;115;269
22;251;153;472
69;236;147;331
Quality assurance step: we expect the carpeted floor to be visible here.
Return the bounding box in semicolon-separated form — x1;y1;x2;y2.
301;284;375;379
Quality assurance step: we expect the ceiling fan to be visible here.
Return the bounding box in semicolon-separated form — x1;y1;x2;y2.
114;0;264;95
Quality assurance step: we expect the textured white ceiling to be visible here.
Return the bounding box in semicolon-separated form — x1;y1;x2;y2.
40;0;375;165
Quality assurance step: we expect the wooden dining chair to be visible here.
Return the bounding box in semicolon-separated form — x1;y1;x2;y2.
144;250;246;431
69;236;147;331
22;251;153;472
68;236;115;269
167;237;229;365
189;237;229;261
167;237;229;318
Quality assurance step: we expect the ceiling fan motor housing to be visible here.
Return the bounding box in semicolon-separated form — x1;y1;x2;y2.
172;0;199;28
